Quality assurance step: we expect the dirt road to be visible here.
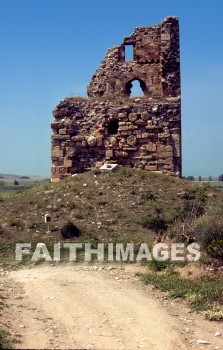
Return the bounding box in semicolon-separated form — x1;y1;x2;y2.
1;263;223;349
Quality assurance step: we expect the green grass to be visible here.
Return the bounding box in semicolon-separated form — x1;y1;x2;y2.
194;180;223;191
143;268;223;320
0;177;50;198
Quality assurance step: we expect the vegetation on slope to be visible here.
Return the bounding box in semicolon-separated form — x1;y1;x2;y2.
0;166;223;327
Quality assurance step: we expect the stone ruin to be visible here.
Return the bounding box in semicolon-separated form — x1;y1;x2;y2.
51;16;181;181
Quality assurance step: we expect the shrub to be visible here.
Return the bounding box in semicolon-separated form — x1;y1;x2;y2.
9;218;24;228
206;240;223;260
192;215;223;250
175;188;207;221
147;259;170;272
141;190;156;201
140;215;168;233
204;304;223;321
144;271;223;313
60;221;81;239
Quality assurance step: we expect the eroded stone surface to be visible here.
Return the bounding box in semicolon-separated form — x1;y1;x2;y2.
51;16;181;181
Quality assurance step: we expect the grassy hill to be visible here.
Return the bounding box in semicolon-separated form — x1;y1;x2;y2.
0;166;222;264
1;166;223;323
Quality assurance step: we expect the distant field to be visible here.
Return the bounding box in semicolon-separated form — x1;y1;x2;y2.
193;180;223;190
208;181;223;188
0;177;50;197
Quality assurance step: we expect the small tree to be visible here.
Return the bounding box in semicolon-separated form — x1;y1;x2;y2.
186;176;194;181
209;176;212;181
14;179;19;186
198;176;202;181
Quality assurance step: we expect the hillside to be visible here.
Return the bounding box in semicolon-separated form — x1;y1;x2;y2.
0;166;223;266
1;167;223;349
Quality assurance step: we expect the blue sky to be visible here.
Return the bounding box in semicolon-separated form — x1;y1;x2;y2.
0;0;223;177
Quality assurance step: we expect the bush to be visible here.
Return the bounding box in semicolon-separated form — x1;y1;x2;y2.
205;304;223;321
144;271;223;313
141;190;156;201
9;218;24;228
147;259;170;272
206;240;223;260
192;215;223;250
175;188;207;221
60;221;81;239
140;216;168;232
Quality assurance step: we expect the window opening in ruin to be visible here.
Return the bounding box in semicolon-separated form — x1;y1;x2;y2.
125;45;134;61
108;119;119;135
125;79;146;97
130;80;144;97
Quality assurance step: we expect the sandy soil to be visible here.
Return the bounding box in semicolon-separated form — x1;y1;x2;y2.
1;263;223;350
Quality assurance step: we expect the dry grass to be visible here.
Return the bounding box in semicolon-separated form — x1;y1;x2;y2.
0;166;222;267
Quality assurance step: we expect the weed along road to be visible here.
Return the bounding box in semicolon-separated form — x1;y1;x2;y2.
1;263;223;350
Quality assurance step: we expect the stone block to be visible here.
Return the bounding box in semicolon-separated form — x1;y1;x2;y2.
115;151;128;158
120;131;132;136
118;122;126;126
135;120;147;126
159;151;173;158
128;125;138;130
165;145;173;152
141;112;150;121
71;135;85;142
106;150;113;158
96;137;103;147
64;159;73;167
51;147;63;158
123;147;137;151
171;133;180;141
164;157;174;165
128;113;138;122
146;143;157;152
100;163;118;173
95;161;103;168
87;136;97;147
127;135;137;146
58;167;68;175
59;129;67;135
138;138;150;143
145;165;158;171
118;112;127;119
118;125;129;131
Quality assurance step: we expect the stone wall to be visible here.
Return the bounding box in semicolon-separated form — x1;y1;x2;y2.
51;16;181;181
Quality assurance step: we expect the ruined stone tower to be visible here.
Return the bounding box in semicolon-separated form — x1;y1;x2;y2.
51;16;181;181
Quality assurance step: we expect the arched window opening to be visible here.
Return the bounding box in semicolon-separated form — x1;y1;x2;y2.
108;119;119;135
125;79;147;97
125;45;134;61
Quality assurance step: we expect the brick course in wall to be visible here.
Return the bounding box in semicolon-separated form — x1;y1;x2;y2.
51;16;181;181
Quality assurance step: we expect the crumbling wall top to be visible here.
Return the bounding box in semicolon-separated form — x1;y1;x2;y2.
87;16;180;99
